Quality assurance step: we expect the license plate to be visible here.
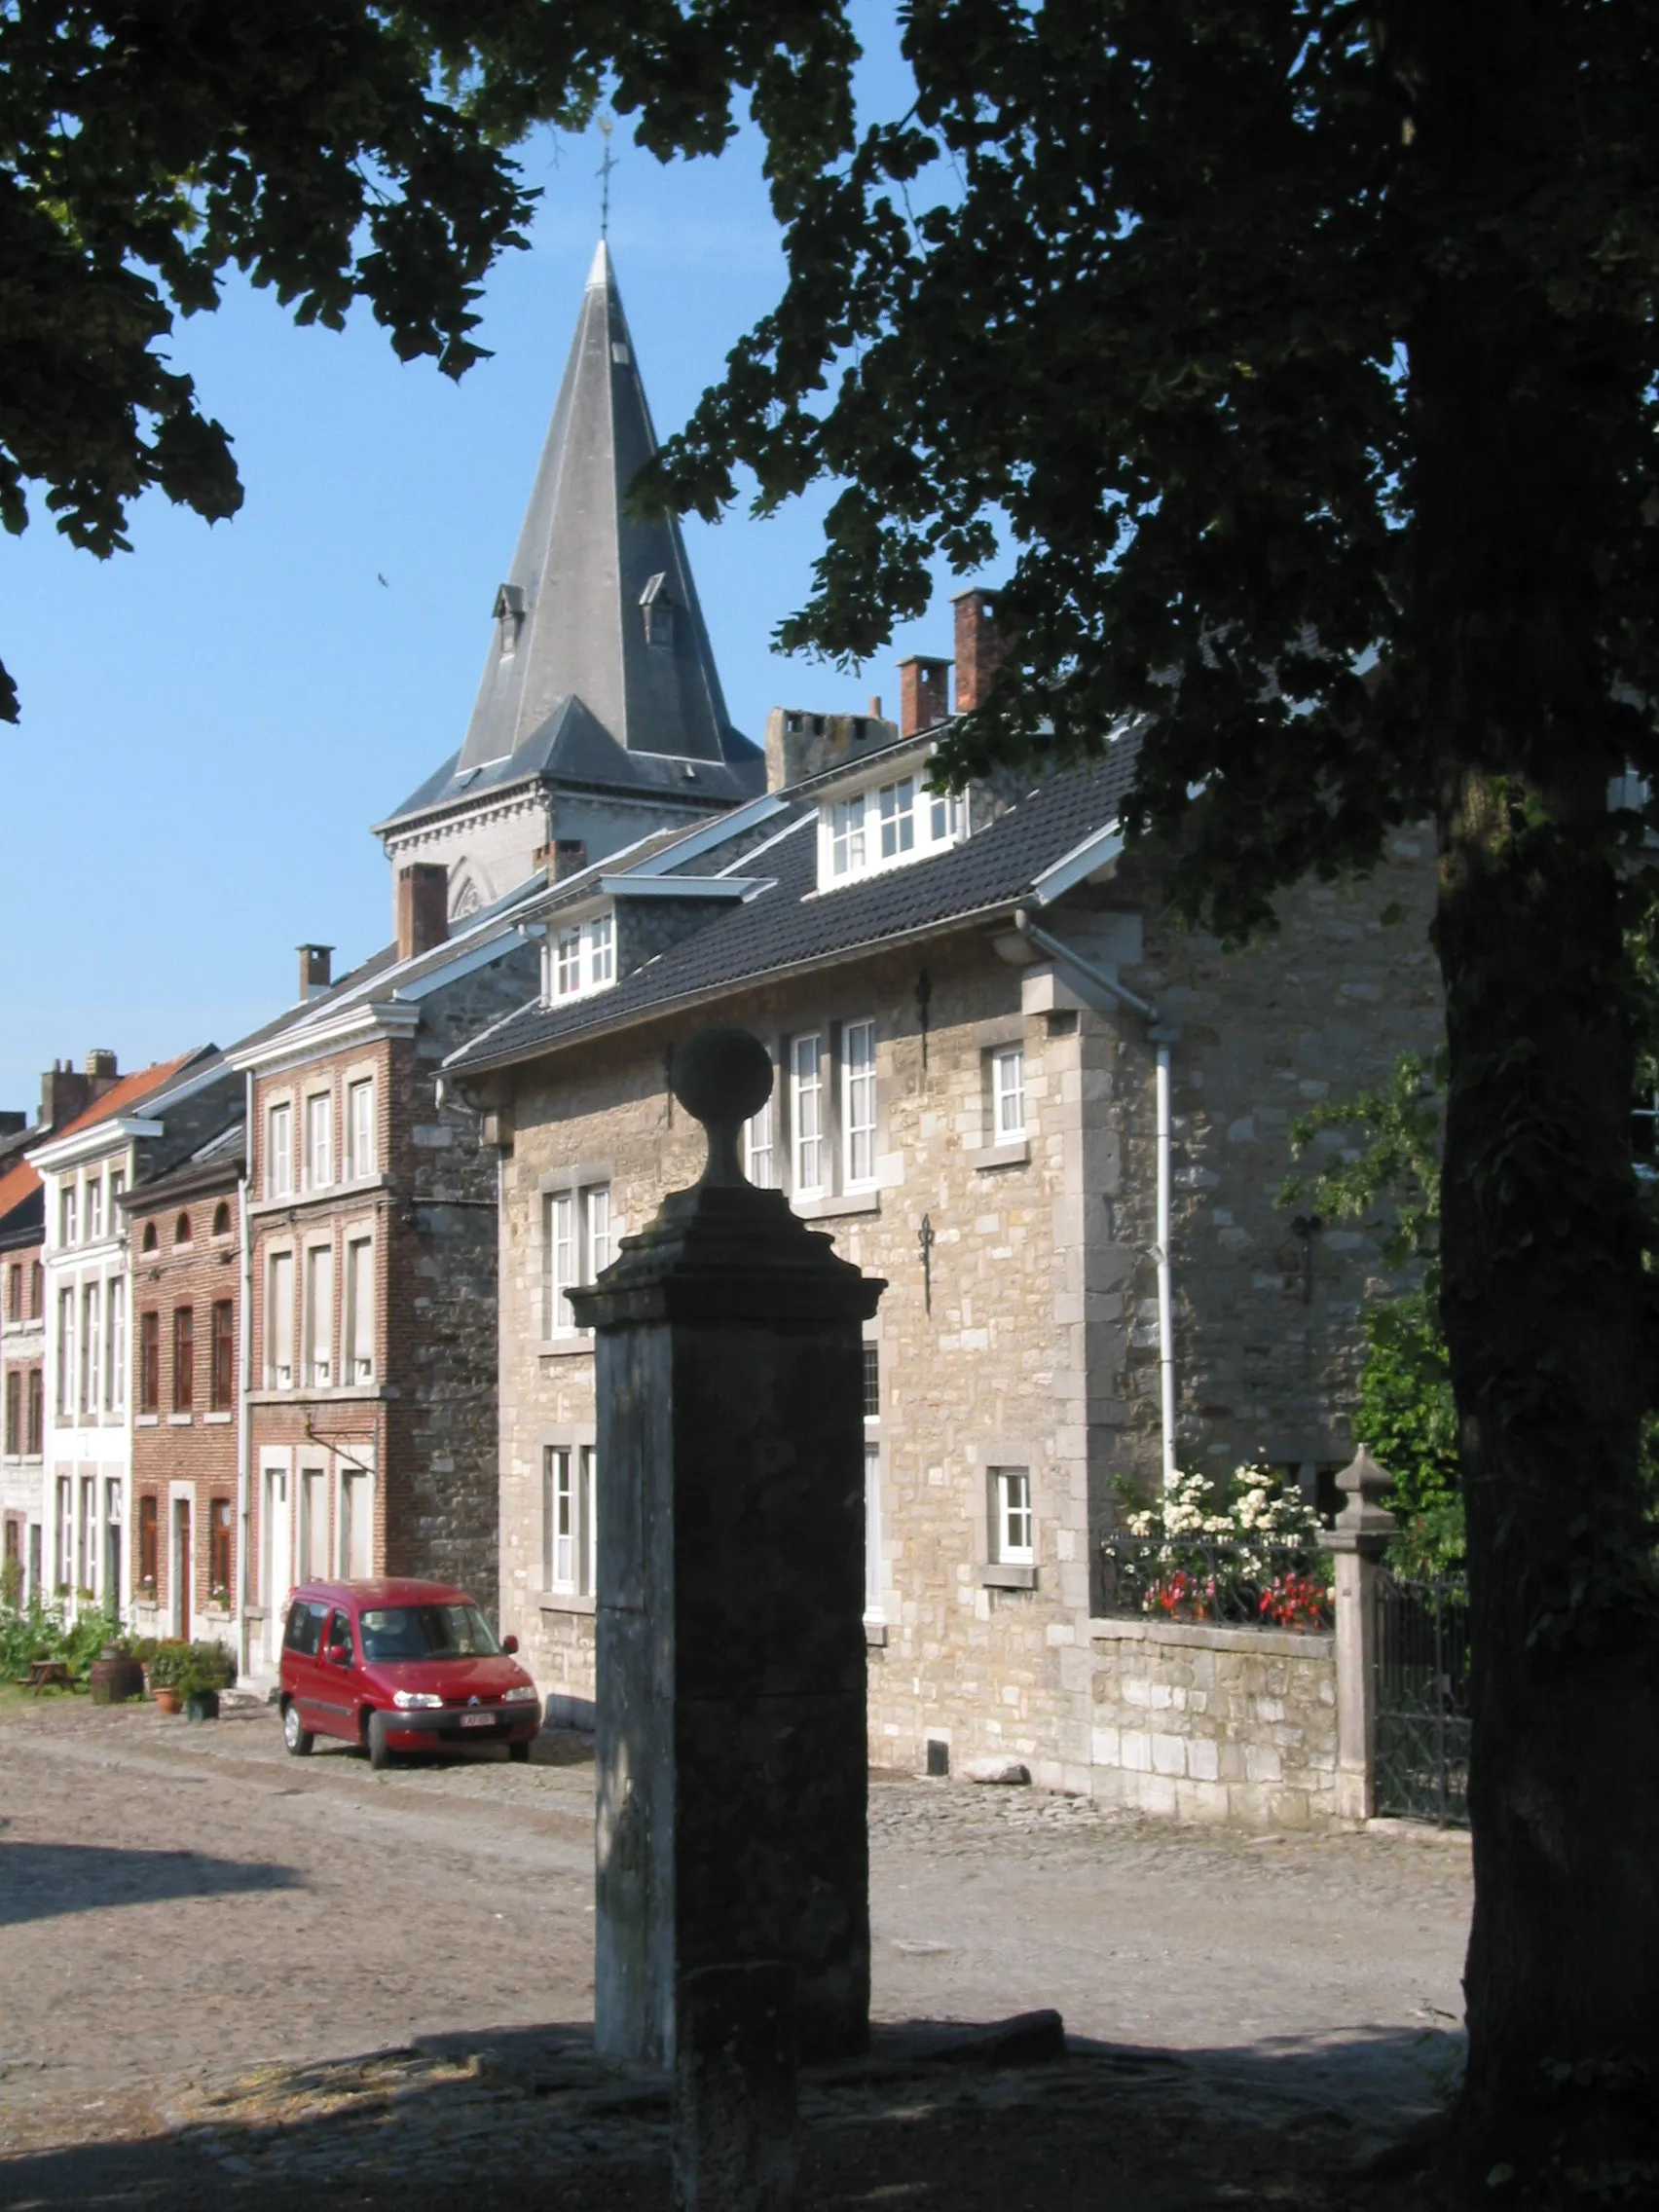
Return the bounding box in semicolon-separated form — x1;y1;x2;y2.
459;1712;496;1729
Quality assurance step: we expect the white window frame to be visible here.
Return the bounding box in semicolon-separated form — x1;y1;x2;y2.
267;1250;295;1390
991;1466;1034;1566
864;1440;885;1624
81;1280;100;1417
818;756;968;889
338;1458;375;1579
86;1175;104;1243
267;1102;294;1199
106;1275;127;1411
57;1287;75;1415
344;1235;375;1383
842;1019;877;1189
791;1034;826;1197
745;1088;777;1189
545;1182;612;1338
304;1092;333;1192
347;1079;376;1181
59;1185;77;1249
543;1442;597;1597
992;1044;1027;1140
303;1243;334;1388
551;911;618;1002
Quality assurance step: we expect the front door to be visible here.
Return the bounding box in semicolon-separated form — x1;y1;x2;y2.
264;1467;291;1670
173;1499;192;1640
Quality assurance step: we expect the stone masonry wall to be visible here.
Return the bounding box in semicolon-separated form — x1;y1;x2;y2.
1088;1617;1339;1829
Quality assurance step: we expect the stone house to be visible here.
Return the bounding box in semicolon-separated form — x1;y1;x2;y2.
445;594;1443;1791
0;1158;45;1595
120;1123;246;1643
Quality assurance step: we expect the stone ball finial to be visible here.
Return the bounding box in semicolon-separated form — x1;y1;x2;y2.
670;1027;774;1187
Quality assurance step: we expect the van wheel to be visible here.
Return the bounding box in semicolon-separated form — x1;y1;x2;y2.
281;1700;313;1757
366;1711;394;1771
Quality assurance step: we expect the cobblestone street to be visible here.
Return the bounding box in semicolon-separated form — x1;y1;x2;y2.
0;1695;1470;2209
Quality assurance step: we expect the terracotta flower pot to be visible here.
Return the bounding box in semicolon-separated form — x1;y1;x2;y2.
153;1687;182;1715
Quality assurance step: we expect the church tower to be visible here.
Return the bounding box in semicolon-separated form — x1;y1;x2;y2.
374;242;763;921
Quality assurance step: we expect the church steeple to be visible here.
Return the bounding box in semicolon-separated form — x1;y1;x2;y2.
459;240;733;772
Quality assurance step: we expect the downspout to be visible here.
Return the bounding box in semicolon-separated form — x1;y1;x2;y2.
1014;909;1179;1491
237;1073;253;1678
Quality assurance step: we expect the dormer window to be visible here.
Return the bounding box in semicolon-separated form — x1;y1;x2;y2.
550;909;617;1002
495;582;526;658
641;573;675;650
820;757;968;890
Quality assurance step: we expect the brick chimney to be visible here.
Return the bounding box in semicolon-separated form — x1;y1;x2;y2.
898;656;951;740
952;589;1008;714
297;944;334;1002
395;865;449;963
84;1049;119;1086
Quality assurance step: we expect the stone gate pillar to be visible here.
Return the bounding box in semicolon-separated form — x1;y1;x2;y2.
570;1027;885;2068
1330;1444;1397;1823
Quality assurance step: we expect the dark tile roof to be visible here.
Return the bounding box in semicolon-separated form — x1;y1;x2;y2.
447;750;1140;1078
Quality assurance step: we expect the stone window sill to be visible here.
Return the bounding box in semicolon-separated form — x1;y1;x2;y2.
135;1414;160;1427
248;1173;392;1222
539;1591;597;1616
971;1138;1031;1172
980;1562;1038;1591
167;1414;193;1426
538;1336;595;1360
246;1383;394;1405
204;1411;234;1424
793;1189;881;1222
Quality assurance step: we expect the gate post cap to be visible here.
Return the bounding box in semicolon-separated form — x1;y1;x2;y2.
670;1027;774;1189
1331;1444;1397;1553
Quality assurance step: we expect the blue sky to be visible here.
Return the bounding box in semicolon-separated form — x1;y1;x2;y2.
0;12;986;1115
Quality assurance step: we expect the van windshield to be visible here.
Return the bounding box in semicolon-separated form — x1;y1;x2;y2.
358;1604;501;1663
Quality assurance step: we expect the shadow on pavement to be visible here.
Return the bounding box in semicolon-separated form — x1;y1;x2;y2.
0;1839;303;1928
0;2012;1460;2210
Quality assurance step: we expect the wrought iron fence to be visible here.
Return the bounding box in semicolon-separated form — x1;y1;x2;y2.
1374;1570;1470;1827
1097;1534;1335;1632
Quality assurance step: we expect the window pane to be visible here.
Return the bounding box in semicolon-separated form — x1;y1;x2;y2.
589;913;614;985
106;1277;126;1410
306;1095;332;1189
865;1443;884;1618
349;1081;375;1178
548;1193;575;1333
994;1046;1026;1138
305;1247;333;1387
269;1253;294;1388
792;1035;824;1194
555;930;581;996
545;1447;573;1588
586;1186;611;1280
863;1343;880;1419
746;1091;775;1188
844;1019;877;1185
993;1466;1034;1564
348;1239;374;1382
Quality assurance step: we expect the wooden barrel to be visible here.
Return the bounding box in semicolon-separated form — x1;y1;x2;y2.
89;1650;145;1706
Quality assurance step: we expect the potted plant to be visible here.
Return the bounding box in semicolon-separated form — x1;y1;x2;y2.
179;1639;236;1721
146;1641;189;1714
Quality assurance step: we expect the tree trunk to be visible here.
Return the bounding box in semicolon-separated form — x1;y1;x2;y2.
1406;11;1659;2188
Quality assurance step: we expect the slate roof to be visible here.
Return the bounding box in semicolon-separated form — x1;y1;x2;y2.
446;748;1142;1079
120;1124;247;1208
0;1157;42;1243
378;242;763;833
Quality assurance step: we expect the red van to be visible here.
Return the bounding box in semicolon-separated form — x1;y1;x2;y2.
278;1578;542;1769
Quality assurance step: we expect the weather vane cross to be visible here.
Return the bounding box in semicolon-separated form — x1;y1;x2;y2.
597;116;617;240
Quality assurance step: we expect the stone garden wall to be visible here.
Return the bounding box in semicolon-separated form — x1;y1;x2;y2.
1088;1615;1340;1829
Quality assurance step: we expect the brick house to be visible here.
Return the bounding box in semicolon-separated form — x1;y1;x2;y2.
444;593;1443;1785
232;902;548;1679
0;1158;45;1595
120;1124;246;1642
30;1050;242;1620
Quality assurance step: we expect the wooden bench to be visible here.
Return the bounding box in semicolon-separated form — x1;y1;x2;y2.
24;1659;73;1694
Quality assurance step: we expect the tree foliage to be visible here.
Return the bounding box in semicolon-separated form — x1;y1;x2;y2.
1281;1055;1462;1571
0;0;854;722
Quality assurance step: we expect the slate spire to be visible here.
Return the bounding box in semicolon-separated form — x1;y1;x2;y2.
458;241;733;771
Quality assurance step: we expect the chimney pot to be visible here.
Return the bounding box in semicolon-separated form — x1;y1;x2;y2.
951;588;1009;715
84;1049;118;1081
298;944;335;1002
552;839;589;883
897;655;951;741
396;865;450;964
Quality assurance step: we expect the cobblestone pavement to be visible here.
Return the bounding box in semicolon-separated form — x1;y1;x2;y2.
0;1695;1470;2209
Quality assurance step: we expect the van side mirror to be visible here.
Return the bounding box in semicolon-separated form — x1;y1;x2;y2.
327;1643;350;1668
501;1635;519;1656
